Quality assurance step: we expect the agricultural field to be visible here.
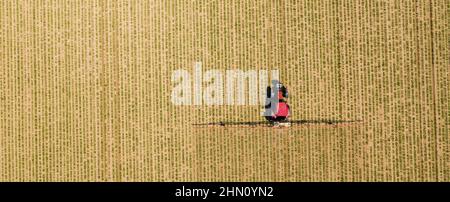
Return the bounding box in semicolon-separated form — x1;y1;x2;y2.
0;0;448;181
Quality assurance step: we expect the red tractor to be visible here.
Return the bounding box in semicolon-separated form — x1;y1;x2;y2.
264;80;291;127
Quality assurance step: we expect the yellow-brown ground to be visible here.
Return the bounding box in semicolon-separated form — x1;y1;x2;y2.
0;0;448;181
